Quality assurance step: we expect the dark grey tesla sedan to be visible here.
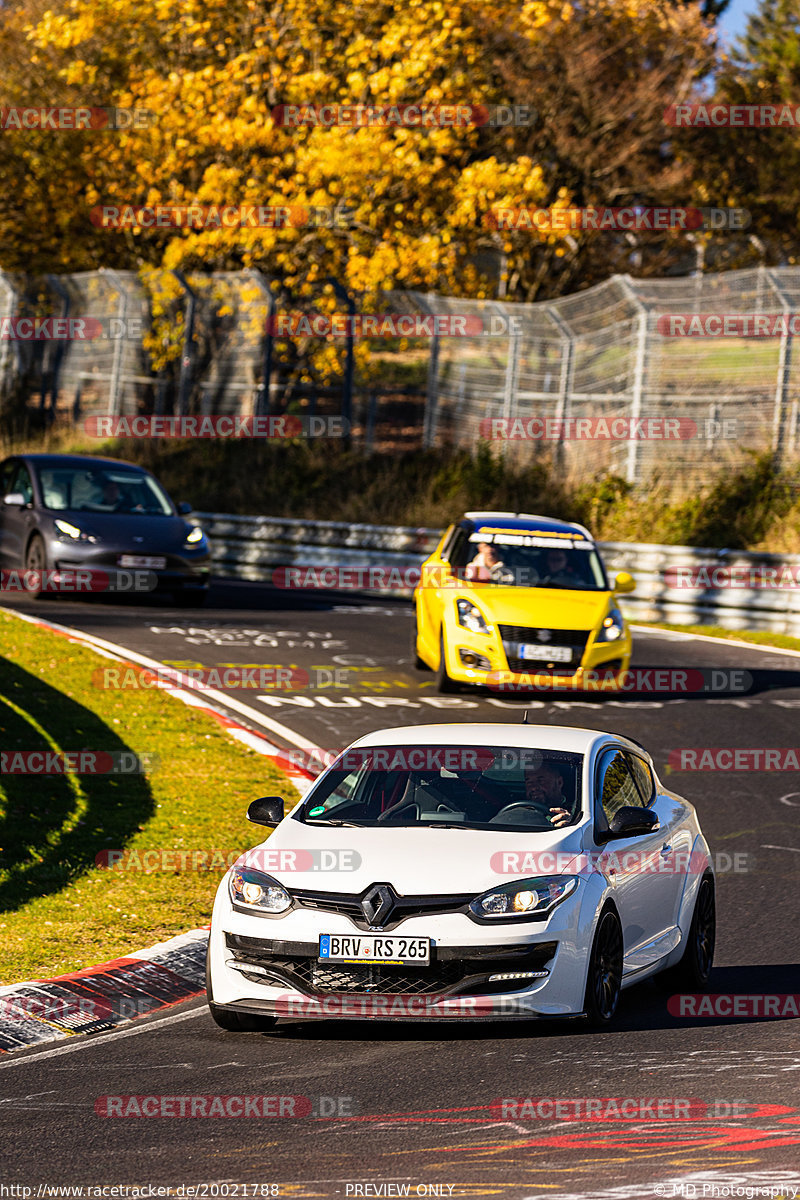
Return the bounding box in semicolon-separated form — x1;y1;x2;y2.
0;453;211;601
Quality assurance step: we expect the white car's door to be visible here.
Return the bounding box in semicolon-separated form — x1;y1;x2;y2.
593;747;682;974
625;752;692;938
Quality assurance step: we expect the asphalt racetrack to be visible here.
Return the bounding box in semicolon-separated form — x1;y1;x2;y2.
1;579;799;1199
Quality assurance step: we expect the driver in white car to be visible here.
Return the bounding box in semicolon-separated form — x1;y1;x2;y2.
523;761;572;827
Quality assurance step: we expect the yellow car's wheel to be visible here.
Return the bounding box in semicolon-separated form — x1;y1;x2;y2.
410;610;429;671
435;630;460;694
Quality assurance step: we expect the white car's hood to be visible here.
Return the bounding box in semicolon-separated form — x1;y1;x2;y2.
237;819;588;895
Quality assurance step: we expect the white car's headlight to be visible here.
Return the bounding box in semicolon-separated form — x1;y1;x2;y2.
54;519;97;543
184;525;206;547
229;867;292;916
597;607;624;642
456;598;490;634
469;876;578;921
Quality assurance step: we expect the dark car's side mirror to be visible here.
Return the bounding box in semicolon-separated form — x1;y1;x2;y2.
247;796;284;827
597;806;659;843
177;501;193;515
3;492;26;507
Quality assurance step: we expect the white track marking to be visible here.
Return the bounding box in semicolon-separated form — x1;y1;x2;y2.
632;623;800;658
0;1005;209;1070
2;607;320;750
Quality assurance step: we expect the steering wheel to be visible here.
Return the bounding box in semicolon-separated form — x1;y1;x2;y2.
490;801;550;821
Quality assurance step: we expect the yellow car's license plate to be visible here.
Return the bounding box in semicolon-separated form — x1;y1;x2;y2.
519;643;572;662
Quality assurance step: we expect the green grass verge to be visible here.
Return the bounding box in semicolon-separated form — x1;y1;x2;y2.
0;611;295;985
635;619;800;654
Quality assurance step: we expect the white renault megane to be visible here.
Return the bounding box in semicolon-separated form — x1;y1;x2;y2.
207;723;716;1030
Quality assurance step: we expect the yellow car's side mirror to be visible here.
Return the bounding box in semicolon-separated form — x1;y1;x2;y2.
614;571;636;594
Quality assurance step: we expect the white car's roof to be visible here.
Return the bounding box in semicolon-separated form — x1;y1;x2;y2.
350;723;636;756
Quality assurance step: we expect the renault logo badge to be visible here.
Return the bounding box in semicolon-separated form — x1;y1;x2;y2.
360;884;394;927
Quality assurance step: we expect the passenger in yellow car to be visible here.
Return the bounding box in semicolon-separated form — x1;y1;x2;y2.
466;542;512;583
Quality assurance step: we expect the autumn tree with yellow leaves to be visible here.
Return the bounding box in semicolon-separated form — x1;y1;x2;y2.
0;0;717;306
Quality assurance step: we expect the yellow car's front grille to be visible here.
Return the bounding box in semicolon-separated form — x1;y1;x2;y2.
498;624;591;672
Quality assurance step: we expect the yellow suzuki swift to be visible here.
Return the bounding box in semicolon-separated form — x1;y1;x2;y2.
412;511;635;693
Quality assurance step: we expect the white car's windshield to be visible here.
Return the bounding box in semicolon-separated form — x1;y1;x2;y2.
296;745;583;831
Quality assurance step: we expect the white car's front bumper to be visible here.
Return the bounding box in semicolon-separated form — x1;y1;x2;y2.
207;873;601;1021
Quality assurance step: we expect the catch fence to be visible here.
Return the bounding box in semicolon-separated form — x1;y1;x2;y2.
3;266;800;489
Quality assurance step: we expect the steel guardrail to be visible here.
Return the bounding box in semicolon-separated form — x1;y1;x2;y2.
195;512;800;638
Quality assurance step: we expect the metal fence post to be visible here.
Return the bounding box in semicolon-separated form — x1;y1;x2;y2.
0;271;20;406
548;304;575;468
100;268;127;416
327;277;353;444
172;270;196;417
501;316;521;427
766;268;793;467
618;276;650;486
45;275;70;418
424;331;440;448
246;268;275;417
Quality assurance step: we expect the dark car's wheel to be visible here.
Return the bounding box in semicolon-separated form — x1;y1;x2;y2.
584;907;623;1026
24;534;47;600
411;610;429;670
659;873;716;991
206;954;277;1032
435;630;459;694
172;587;208;608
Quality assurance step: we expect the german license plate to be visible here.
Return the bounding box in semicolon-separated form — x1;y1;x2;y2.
318;935;430;965
519;643;572;662
118;555;167;569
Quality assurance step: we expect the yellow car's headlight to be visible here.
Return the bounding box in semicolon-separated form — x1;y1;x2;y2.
456;598;491;634
597;607;625;642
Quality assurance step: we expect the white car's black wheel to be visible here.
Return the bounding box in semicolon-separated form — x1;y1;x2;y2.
660;873;715;991
584;908;623;1026
206;954;278;1032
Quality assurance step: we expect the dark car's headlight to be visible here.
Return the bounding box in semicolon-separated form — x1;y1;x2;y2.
456;598;491;634
183;525;206;548
596;607;624;642
469;876;578;921
54;519;98;544
229;867;293;916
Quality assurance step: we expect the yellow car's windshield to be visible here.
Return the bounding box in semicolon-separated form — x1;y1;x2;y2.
451;540;609;590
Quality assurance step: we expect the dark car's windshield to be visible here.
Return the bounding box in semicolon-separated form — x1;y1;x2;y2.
34;465;174;516
448;528;608;591
296;745;583;832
